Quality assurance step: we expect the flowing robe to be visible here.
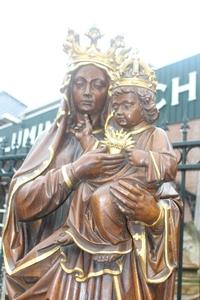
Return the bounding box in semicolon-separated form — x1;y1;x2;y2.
66;126;178;256
3;101;182;300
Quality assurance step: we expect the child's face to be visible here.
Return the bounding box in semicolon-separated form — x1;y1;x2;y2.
112;92;144;129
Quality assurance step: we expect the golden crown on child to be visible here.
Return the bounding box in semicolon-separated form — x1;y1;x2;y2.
114;50;157;93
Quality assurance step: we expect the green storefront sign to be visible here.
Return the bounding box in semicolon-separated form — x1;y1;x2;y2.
0;102;59;152
0;54;200;150
156;54;200;125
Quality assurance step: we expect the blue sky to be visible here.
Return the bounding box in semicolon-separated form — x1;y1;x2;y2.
0;0;199;108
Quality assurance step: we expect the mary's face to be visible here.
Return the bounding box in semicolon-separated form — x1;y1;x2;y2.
71;65;109;115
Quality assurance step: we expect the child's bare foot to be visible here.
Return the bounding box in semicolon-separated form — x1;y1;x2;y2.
92;253;122;262
57;231;73;245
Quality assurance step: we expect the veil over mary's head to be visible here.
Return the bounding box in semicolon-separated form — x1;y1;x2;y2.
9;24;129;181
2;27;130;274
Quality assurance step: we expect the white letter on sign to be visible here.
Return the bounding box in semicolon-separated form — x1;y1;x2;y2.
156;83;167;110
171;71;197;106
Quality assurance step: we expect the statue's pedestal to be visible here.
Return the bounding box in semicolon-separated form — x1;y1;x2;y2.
175;265;199;300
175;221;200;300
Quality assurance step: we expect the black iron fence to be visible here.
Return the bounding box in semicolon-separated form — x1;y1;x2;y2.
172;122;200;300
0;124;199;299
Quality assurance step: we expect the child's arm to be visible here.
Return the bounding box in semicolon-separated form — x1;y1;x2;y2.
126;148;149;167
73;114;97;151
126;128;177;183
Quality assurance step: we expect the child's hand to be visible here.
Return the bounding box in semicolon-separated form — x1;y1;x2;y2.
73;114;92;140
73;114;97;150
126;148;148;167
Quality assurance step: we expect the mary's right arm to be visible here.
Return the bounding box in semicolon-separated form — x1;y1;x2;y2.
15;164;76;221
14;144;124;222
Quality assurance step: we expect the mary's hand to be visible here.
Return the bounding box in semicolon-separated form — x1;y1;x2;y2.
110;180;160;225
72;147;125;180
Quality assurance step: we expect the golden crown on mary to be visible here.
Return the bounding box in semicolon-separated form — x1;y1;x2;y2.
63;27;130;79
63;27;157;93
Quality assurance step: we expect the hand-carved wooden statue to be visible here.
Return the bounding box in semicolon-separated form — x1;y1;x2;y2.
3;27;182;300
